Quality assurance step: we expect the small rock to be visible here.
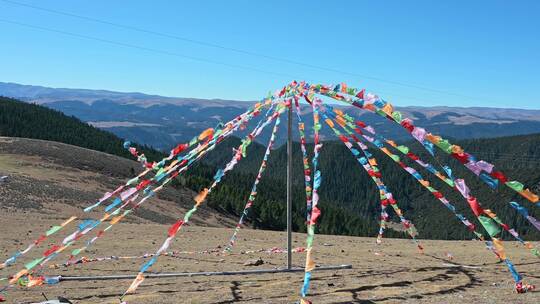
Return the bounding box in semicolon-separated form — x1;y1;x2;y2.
244;258;264;266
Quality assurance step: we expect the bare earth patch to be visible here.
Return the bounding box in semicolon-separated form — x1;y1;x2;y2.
1;220;539;303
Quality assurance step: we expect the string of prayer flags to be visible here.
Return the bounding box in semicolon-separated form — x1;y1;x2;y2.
293;81;535;294
510;201;540;231
300;97;323;302
321;110;422;250
305;82;539;204
0;216;76;270
293;95;314;228
5;98;275;295
327;104;539;258
121;99;287;298
225;114;282;252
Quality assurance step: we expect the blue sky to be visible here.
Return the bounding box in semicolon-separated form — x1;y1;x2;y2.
0;0;539;108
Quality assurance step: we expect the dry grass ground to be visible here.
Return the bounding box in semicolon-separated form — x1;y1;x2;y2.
1;219;539;304
0;137;236;226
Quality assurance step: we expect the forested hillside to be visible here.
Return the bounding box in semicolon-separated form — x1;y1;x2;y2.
2;96;539;240
0;96;163;161
199;135;540;241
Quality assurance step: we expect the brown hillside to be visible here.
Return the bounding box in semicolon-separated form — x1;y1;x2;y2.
0;136;236;227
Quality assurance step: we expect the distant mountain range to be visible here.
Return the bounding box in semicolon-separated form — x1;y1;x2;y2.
2;81;540;150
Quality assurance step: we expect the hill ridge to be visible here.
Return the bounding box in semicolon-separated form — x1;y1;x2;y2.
2;81;540;150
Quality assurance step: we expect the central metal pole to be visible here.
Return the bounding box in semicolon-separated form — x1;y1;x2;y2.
286;100;293;270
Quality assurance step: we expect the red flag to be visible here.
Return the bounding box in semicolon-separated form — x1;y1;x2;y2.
467;197;483;217
34;235;46;245
401;120;414;132
136;179;152;190
407;152;419;160
356;89;365;99
43;245;60;257
168;220;184;237
172;143;188;155
355;121;366;128
310;206;321;225
452;153;470;164
338;135;348;143
490;171;508;183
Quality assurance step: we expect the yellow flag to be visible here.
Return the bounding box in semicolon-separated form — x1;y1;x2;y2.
61;216;77;227
382;103;394;116
126;273;145;294
420;180;430;187
492;238;506;260
305;249;316;272
198;128;214;141
325;118;334;128
194;188;209;206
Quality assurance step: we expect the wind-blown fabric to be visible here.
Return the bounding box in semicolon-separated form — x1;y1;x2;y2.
294;95;314;231
299;97;323;302
299;82;539;205
2;100;265;277
121;100;288;298
224;113;282;252
323;107;505;257
320;109;422;250
0;216;76;270
510;201;540;231
322;103;539;289
292;81;535;294
335;111;539;258
5;98;276;290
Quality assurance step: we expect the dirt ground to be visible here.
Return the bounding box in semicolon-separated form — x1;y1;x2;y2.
1;216;539;304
